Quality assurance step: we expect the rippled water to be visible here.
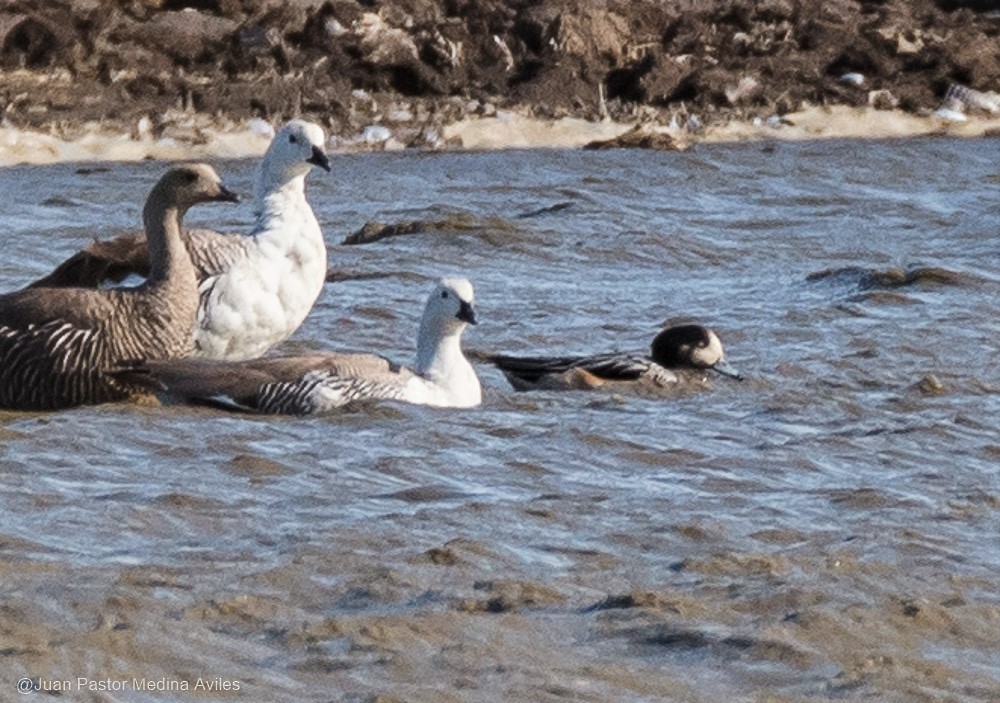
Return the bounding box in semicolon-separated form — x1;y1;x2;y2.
0;138;998;702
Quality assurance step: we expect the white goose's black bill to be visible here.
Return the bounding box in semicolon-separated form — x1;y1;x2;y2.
457;300;478;325
307;146;332;172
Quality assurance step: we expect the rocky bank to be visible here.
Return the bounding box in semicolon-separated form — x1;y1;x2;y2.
0;0;999;149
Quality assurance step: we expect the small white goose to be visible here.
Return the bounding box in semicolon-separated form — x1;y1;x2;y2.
117;278;482;414
30;120;332;362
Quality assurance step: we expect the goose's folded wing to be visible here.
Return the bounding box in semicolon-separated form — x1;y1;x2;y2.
27;228;248;289
113;356;316;399
0;286;122;331
311;352;402;379
113;353;412;413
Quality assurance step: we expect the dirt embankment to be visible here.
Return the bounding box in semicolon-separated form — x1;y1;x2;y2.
0;0;998;143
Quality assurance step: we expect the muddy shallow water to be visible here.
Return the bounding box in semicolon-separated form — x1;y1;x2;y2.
0;137;998;702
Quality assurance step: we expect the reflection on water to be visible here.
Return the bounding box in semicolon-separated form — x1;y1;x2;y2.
0;138;998;701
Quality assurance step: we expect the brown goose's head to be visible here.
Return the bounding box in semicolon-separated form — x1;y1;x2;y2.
148;163;240;215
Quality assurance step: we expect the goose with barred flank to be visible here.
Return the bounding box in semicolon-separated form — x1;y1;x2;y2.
0;164;239;410
29;120;332;361
483;324;743;392
116;278;482;414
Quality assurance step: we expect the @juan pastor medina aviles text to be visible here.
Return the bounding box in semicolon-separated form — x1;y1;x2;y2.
17;677;240;694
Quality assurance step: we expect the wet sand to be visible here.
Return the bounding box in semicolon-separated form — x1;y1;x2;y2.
4;470;1000;702
2;105;999;167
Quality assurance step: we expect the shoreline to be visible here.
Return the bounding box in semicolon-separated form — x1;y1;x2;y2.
1;105;998;168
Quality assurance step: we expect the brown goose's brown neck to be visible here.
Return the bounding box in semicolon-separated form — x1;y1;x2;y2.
143;199;192;286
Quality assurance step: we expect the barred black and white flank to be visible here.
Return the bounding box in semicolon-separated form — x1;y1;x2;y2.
0;164;239;410
484;324;743;392
116;278;482;414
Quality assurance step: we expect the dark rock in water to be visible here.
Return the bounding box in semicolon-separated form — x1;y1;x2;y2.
342;213;485;245
39;195;80;207
378;484;471;503
516;201;573;219
584;127;686;151
325;269;409;284
343;220;432;245
806;265;973;291
916;374;947;395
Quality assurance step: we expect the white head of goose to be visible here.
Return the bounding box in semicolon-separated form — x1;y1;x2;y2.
25;120;332;363
485;323;742;392
0;163;238;411
253;119;331;206
114;278;483;414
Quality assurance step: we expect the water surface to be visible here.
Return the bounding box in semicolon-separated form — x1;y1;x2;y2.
0;138;998;702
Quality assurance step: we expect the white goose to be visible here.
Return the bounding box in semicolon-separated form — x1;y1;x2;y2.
117;278;482;414
30;120;332;361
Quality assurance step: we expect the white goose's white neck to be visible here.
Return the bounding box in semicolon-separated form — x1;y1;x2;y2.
254;159;310;203
253;174;312;234
414;323;480;407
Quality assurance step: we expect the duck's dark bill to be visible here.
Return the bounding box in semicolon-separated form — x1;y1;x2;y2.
712;360;744;381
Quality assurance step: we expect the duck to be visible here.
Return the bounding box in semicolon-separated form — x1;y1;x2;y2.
28;120;332;362
482;324;743;392
0;164;239;410
114;278;482;414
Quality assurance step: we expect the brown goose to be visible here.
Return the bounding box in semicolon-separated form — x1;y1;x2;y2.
0;164;238;410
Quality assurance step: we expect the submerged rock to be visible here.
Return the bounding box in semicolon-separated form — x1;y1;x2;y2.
806;266;974;291
916;374;947;395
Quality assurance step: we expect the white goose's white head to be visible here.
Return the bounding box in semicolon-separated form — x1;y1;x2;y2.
421;277;478;336
255;119;330;201
414;278;480;407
